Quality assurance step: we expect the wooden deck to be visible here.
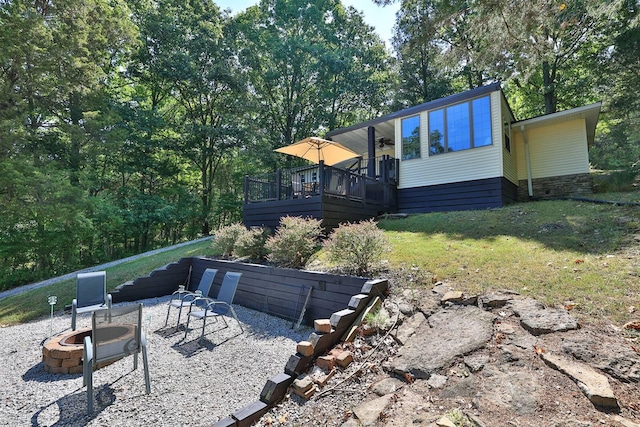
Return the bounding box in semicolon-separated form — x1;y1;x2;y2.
243;160;397;230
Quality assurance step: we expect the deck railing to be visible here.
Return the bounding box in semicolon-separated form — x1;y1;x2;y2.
244;156;398;208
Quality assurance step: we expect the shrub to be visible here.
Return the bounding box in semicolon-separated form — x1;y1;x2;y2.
211;222;246;258
324;219;390;276
234;227;270;262
364;307;391;330
266;216;323;268
593;167;638;193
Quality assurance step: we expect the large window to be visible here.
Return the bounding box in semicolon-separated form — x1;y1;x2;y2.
429;96;492;155
401;115;421;160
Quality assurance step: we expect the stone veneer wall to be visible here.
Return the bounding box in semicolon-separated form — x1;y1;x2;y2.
517;173;593;201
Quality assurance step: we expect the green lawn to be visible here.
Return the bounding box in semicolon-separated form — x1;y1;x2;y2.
378;198;640;324
0;240;217;326
2;194;639;328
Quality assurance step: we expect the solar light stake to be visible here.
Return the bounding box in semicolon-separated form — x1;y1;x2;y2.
48;296;57;339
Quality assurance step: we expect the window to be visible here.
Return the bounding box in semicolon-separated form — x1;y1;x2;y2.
472;97;492;148
401;115;421;160
503;119;511;152
429;109;445;155
428;95;493;155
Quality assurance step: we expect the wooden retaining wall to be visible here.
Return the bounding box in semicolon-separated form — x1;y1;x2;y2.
111;257;369;326
215;278;390;427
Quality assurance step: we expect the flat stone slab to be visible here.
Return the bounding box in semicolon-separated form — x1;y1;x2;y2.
508;298;578;335
478;292;516;309
353;394;392;426
427;374;448;389
464;354;489;372
390;306;495;379
563;337;640;383
370;377;404;396
393;311;427;345
541;352;619;409
475;365;539;415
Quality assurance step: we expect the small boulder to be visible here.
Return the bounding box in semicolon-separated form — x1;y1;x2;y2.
441;291;464;304
427;374;448;389
370;377;404;396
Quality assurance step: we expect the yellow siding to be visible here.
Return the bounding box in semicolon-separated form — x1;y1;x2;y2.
396;92;503;190
514;119;589;180
501;96;518;185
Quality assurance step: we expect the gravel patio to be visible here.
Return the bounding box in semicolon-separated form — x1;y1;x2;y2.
0;295;311;426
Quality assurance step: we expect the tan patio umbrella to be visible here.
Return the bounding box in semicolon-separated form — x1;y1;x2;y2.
274;137;359;166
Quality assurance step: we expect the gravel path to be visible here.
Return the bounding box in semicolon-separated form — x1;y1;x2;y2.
0;295;311;426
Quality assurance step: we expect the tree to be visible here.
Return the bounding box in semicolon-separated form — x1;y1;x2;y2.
0;0;138;283
590;0;640;170
468;0;604;114
233;0;392;164
133;0;246;235
391;0;453;108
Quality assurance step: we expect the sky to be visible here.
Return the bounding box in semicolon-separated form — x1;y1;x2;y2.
214;0;400;47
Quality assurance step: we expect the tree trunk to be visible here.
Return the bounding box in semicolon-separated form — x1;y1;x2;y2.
542;60;557;114
69;92;83;186
201;163;210;236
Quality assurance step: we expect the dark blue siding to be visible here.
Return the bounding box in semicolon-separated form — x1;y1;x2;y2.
397;177;516;213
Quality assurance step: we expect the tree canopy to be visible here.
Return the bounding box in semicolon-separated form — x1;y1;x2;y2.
0;0;637;290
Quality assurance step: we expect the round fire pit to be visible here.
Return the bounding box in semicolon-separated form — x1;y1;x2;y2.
42;325;135;374
42;328;90;374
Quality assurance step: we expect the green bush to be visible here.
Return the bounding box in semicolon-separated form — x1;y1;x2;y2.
324;219;390;276
266;216;323;268
234;227;270;262
211;222;246;258
593;168;638;193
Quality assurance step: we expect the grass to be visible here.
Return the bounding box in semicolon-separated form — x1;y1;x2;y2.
0;240;217;327
1;192;639;328
378;198;640;324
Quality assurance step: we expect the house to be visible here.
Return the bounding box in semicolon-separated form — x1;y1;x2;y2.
243;82;601;228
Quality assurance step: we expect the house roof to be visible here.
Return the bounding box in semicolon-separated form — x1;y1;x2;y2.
325;82;503;155
511;102;602;145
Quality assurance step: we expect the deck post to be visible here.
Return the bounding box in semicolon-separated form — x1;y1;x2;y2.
383;180;389;208
345;170;351;200
276;169;282;200
395;158;399;182
318;161;325;197
367;126;376;178
381;155;389;183
244;175;249;203
362;174;367;207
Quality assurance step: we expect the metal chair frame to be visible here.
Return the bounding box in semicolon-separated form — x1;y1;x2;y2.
83;303;150;414
72;271;112;331
184;272;244;341
164;268;218;328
